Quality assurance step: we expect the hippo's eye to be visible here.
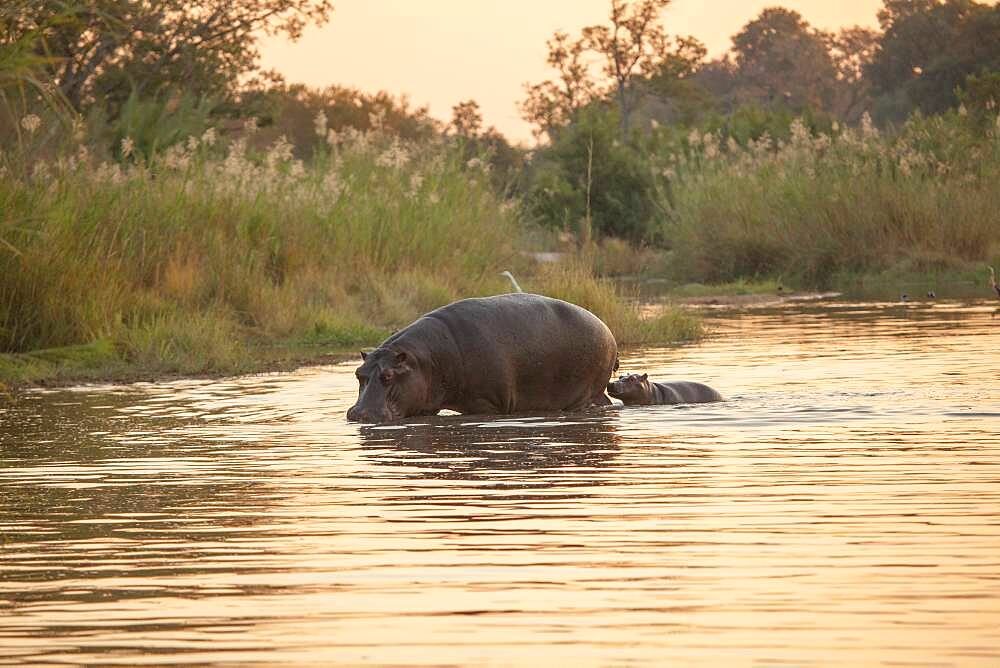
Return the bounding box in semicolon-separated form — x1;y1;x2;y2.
379;370;394;385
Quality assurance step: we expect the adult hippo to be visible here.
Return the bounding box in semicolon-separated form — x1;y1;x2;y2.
346;293;618;423
607;373;723;406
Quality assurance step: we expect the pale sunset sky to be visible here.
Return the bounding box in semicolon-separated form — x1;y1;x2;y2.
260;0;884;143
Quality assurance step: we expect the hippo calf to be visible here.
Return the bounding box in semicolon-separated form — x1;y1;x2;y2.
347;293;618;423
608;373;722;406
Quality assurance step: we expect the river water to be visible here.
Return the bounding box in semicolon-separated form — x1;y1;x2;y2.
1;300;999;666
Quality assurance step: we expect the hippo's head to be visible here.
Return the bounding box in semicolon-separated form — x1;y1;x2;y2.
346;348;429;423
606;373;649;403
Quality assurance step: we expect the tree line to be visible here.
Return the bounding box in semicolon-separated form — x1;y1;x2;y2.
521;0;1000;140
4;1;997;144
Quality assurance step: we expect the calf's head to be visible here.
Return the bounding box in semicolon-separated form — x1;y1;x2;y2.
346;348;427;423
607;373;650;403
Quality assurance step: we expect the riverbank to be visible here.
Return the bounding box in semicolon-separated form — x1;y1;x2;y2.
7;254;995;391
0;130;702;390
0;339;362;390
10;110;996;391
586;224;998;303
0;310;702;391
0;285;703;390
654;265;998;305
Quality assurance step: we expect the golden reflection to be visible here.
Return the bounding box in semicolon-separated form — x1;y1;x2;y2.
1;301;999;665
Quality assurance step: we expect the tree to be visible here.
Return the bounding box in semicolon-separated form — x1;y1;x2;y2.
868;0;970;96
867;0;1000;120
640;35;711;126
582;0;673;134
239;83;442;158
692;55;739;111
729;8;839;112
520;31;598;138
828;26;879;121
4;0;333;114
521;0;703;138
451;99;483;137
527;107;660;242
648;35;707;81
959;70;1000;118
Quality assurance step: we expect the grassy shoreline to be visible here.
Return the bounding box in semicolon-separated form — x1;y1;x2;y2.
9;108;995;392
4;262;992;391
0;339;362;390
0;128;703;390
0;304;702;390
652;266;997;303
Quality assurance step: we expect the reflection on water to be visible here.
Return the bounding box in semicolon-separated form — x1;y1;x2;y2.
1;300;999;666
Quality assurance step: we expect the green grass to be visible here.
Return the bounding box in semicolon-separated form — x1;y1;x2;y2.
0;128;701;387
665;278;785;298
0;340;122;386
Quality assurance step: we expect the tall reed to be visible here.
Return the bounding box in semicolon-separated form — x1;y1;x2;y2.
0;123;513;358
656;112;1000;285
0;117;700;382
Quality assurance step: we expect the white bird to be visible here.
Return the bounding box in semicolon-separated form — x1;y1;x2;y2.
500;271;523;293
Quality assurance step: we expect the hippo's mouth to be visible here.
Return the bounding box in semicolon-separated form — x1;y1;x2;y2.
346;404;402;424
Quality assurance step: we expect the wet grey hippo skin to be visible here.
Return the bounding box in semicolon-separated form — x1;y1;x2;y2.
347;293;618;423
607;373;723;405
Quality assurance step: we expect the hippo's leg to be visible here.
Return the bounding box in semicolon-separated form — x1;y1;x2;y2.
456;397;506;416
590;392;613;407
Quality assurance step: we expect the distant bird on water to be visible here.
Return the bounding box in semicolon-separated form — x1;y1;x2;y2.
501;271;523;293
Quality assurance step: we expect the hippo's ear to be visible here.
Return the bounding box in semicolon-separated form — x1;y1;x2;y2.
360;351;368;361
394;351;409;368
641;373;648;381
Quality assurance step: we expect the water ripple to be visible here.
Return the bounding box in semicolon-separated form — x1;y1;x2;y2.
1;301;999;666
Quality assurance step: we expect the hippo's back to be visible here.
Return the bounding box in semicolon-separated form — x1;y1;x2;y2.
417;293;617;413
658;381;723;404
